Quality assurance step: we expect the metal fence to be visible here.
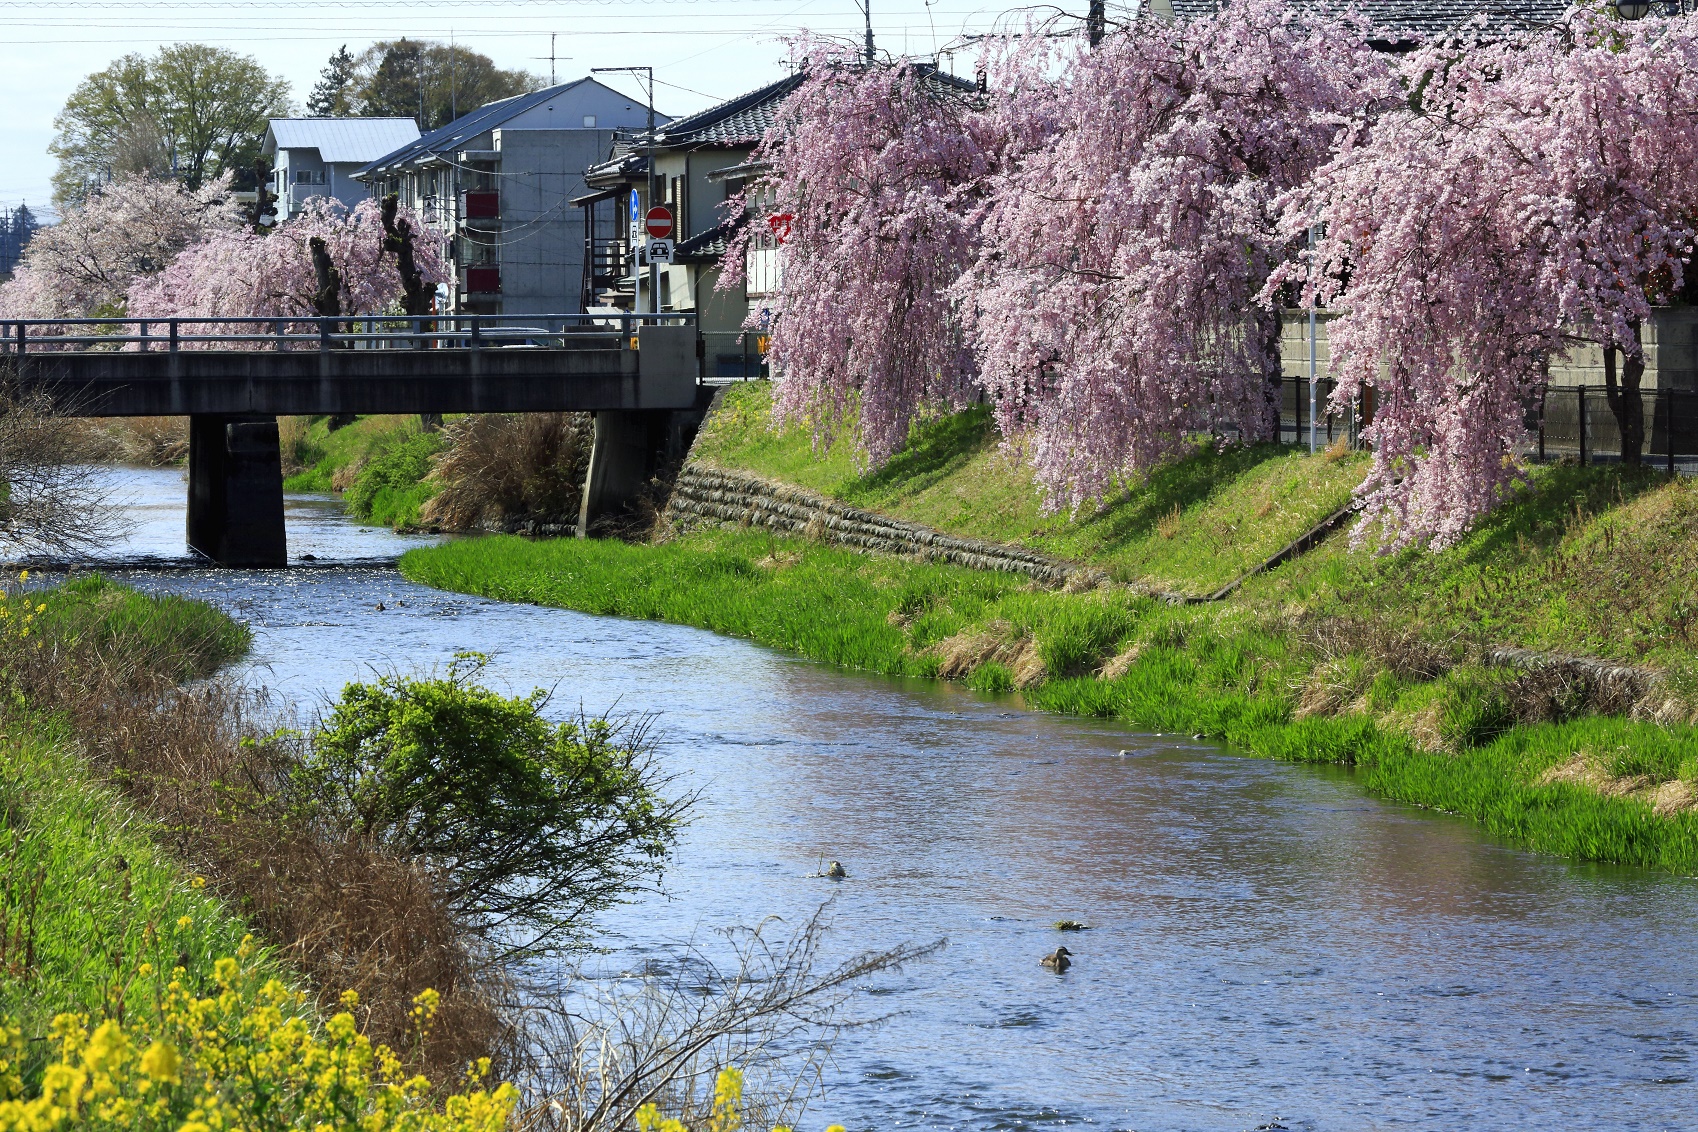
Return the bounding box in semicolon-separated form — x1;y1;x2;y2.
702;329;769;382
0;312;696;355
1531;385;1698;473
1276;375;1348;448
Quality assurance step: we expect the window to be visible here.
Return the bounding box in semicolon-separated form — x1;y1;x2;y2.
669;175;686;236
294;171;312;185
582;114;597;128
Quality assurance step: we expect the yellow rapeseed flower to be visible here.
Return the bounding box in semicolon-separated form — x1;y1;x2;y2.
138;1041;180;1085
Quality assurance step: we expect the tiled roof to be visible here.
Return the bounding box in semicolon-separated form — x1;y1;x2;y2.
675;213;748;263
651;73;808;150
265;118;420;163
1166;0;1569;38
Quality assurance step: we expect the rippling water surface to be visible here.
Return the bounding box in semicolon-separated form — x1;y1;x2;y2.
63;466;1698;1131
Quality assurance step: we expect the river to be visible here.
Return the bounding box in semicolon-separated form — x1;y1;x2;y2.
49;465;1698;1131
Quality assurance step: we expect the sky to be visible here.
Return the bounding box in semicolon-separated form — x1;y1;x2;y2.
0;0;1064;218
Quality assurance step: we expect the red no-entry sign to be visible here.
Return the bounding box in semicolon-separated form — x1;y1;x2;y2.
645;206;673;239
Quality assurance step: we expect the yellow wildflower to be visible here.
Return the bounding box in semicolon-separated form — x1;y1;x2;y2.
138;1041;180;1085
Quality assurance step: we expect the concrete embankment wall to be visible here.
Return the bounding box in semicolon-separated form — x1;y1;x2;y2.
662;463;1106;589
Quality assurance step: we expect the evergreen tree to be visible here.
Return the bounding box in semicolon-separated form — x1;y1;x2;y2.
306;45;357;117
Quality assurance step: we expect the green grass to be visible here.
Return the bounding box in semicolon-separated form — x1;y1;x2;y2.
283;415;443;530
0;724;277;1039
402;529;1698;874
0;578;283;1046
400;532;1698;875
692;383;1364;594
29;574;252;681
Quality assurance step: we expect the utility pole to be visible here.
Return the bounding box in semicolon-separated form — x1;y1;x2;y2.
1088;0;1105;47
858;0;875;62
593;67;658;315
1308;226;1318;454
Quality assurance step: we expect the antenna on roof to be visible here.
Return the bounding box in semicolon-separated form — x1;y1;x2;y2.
534;33;572;86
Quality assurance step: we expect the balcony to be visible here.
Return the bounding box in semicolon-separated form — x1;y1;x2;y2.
462;191;499;222
464;266;501;294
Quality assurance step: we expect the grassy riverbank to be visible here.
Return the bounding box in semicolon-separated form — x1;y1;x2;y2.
0;579;272;1038
399;381;1698;874
284;414;444;529
402;529;1698;872
695;386;1366;595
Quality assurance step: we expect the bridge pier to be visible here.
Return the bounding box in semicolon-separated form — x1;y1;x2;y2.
577;406;706;537
187;415;288;567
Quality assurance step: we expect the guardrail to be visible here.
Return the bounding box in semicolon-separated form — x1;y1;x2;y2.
0;312;696;355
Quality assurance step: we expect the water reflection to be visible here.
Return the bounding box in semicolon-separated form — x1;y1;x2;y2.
53;468;1698;1130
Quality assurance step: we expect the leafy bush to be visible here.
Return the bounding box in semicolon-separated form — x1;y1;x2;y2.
346;430;444;530
0;941;515;1132
301;654;687;957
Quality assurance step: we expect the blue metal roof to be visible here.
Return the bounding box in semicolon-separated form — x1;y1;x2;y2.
356;77;645;177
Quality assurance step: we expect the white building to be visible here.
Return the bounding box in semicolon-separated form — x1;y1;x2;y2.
261;118;422;217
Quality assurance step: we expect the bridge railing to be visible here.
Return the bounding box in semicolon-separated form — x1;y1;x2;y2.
0;312;696;355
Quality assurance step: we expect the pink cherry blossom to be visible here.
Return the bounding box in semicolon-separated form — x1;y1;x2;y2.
1282;10;1698;548
723;40;994;464
965;0;1393;512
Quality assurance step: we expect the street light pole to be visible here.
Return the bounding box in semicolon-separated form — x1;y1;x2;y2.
593;66;659;316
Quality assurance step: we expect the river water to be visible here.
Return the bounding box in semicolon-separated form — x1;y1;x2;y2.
48;466;1698;1131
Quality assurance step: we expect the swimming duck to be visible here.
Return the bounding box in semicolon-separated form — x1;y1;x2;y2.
1040;946;1072;972
825;860;847;879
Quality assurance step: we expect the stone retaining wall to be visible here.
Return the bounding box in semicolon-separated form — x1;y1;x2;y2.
663;463;1109;589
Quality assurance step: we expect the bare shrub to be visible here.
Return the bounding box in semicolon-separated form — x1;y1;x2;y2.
0;389;125;555
1306;615;1459;683
423;413;592;532
513;905;941;1132
68;415;190;466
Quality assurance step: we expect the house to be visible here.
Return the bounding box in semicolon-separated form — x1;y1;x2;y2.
1157;0;1569;47
575;66;976;379
261;118;421;217
574;72;805;380
354;78;664;316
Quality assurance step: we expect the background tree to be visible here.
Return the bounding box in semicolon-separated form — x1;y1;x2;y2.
306;44;358;117
0;174;239;319
50;45;290;208
353;39;541;129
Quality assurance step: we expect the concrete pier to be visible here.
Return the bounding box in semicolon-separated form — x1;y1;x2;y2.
187;416;288;567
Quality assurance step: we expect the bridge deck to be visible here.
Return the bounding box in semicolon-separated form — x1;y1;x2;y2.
2;315;701;416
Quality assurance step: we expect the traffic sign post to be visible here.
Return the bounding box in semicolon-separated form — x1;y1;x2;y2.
646;206;673;240
644;238;675;264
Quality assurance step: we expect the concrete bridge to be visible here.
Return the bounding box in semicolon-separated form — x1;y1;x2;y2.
1;314;707;566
